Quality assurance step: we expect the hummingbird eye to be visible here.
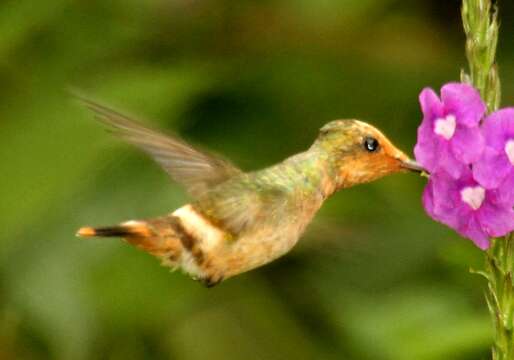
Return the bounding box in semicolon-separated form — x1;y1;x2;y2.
363;137;379;152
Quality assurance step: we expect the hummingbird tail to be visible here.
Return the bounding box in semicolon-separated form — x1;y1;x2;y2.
76;219;185;268
76;221;152;239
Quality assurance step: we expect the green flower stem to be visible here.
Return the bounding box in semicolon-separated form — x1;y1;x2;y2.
462;0;500;112
462;1;513;359
483;234;514;359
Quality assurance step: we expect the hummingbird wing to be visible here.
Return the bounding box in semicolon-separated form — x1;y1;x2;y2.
194;173;292;235
78;97;242;197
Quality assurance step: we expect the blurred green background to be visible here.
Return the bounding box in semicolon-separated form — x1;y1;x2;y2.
1;0;514;359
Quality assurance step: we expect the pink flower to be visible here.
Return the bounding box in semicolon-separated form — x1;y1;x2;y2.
423;169;514;249
415;82;514;249
414;83;486;179
473;108;514;198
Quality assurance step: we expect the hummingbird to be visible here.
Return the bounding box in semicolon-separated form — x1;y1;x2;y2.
76;98;423;287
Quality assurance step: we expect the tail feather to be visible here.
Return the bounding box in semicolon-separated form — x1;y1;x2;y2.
76;221;152;239
76;219;184;267
77;226;133;238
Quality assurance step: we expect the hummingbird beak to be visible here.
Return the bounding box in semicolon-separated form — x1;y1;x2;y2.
400;158;424;173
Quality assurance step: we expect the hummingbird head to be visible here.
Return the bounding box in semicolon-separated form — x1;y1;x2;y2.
314;119;423;189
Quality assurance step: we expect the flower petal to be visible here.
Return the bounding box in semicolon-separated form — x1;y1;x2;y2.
441;83;486;127
436;144;467;179
414;88;446;173
478;202;514;239
495;174;514;207
482;108;514;149
457;215;490;250
427;172;470;228
414;128;439;173
450;125;485;164
422;178;435;218
473;147;511;189
419;87;444;120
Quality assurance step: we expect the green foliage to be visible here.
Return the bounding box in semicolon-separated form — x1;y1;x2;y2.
1;0;513;359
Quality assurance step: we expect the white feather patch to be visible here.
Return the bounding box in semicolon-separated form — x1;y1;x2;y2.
179;251;204;278
171;205;225;278
173;204;224;252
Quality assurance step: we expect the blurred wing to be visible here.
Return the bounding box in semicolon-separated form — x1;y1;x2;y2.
77;97;242;197
195;176;290;235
